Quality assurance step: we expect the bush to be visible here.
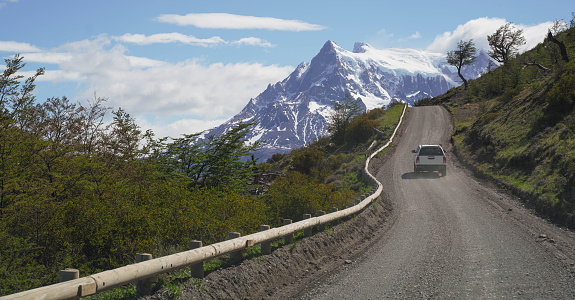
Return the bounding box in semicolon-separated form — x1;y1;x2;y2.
267;153;286;163
345;116;379;144
264;172;354;224
547;61;575;112
291;146;325;174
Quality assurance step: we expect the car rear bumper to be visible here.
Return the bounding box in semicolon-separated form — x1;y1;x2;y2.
415;165;445;172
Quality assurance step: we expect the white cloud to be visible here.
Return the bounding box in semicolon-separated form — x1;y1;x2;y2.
125;56;166;68
409;32;422;40
117;33;226;47
15;52;72;64
398;31;422;42
376;29;394;38
2;35;292;136
231;37;274;48
115;33;275;48
76;59;293;120
30;36;293;136
0;41;41;52
17;69;83;83
520;21;554;51
155;13;326;31
0;0;19;9
426;17;552;54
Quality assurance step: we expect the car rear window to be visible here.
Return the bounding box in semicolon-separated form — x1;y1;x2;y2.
419;147;443;156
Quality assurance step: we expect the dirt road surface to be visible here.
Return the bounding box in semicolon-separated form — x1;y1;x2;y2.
153;106;575;299
302;106;575;299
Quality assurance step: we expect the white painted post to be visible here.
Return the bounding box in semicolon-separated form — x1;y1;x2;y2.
189;240;204;278
260;225;271;255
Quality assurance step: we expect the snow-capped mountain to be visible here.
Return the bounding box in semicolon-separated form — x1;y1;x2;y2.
204;40;491;160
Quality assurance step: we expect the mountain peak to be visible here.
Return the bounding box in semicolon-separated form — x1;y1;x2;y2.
202;41;491;161
319;40;339;55
353;42;371;53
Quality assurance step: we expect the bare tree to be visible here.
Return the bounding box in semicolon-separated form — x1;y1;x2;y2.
447;40;477;90
550;19;568;35
487;23;526;64
545;20;570;63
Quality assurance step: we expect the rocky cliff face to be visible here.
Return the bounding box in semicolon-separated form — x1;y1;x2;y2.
204;40;491;160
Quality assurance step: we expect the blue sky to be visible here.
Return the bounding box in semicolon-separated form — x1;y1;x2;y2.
1;0;572;138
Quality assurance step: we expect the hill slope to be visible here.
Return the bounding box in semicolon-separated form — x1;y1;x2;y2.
417;26;575;228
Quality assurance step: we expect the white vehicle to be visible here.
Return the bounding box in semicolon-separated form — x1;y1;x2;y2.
412;145;447;176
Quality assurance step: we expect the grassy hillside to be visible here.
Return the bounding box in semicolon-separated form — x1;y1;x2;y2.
417;25;575;228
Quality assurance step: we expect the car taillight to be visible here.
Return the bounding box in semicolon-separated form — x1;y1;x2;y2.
443;156;446;164
416;156;420;163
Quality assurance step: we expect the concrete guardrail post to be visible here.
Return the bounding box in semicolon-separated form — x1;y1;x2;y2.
317;210;326;231
228;232;242;263
189;240;204;279
283;219;293;244
135;253;155;296
260;225;271;255
59;268;79;282
303;214;312;237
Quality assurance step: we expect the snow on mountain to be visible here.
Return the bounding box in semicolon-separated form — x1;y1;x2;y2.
202;40;490;160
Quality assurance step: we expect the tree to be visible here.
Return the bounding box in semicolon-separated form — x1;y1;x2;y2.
104;108;144;161
545;32;570;63
0;55;44;215
446;40;478;90
158;132;203;179
543;19;570;63
487;23;526;64
328;94;364;144
158;121;261;192
198;121;261;191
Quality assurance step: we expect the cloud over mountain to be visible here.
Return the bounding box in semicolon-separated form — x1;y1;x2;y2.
155;13;327;31
427;17;552;53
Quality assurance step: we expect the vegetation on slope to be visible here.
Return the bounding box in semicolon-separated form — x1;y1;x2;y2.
417;21;575;228
0;54;404;296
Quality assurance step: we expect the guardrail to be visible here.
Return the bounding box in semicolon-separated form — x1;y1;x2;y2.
1;104;407;300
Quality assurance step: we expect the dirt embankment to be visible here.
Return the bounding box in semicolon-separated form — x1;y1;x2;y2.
143;146;398;299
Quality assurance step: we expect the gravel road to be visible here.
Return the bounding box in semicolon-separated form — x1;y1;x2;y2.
302;106;575;299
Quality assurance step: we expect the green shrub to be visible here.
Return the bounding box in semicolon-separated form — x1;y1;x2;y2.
345;116;379;144
264;172;354;224
547;60;575;112
291;146;325;175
